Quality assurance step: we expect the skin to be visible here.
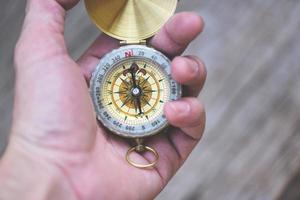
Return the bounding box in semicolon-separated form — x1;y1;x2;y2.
0;0;207;199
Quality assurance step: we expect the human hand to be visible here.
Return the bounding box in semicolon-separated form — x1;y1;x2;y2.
0;0;206;199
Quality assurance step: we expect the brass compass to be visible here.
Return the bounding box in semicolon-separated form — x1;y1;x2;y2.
85;0;181;168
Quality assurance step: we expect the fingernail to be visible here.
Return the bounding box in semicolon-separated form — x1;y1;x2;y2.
169;101;191;115
190;59;199;75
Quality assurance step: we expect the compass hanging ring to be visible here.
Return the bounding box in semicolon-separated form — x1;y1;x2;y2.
85;0;181;169
126;145;159;169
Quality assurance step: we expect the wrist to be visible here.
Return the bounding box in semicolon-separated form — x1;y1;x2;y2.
0;138;77;200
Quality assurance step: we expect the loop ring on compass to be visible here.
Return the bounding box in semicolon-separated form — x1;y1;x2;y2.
126;145;159;169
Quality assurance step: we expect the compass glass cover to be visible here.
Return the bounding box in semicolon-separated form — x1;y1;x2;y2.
90;45;181;138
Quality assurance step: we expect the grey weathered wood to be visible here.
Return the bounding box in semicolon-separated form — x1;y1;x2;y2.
0;0;300;199
158;1;300;199
0;0;25;153
279;171;300;200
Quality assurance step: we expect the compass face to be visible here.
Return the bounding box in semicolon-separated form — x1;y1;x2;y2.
90;45;181;138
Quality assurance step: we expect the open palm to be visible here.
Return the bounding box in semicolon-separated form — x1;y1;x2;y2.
0;1;206;199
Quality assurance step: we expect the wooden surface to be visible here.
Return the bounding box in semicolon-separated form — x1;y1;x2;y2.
1;0;300;199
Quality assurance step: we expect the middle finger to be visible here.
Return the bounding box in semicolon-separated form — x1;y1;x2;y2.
171;56;207;97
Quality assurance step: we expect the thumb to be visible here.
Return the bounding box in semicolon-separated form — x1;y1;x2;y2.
16;0;78;64
12;0;97;152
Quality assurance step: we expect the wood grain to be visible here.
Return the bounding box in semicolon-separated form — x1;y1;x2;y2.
0;0;299;199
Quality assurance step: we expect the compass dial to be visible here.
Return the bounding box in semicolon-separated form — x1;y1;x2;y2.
90;45;181;138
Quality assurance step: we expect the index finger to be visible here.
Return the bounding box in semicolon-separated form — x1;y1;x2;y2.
150;12;204;58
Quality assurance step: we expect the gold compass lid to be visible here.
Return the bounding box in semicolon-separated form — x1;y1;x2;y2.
84;0;178;42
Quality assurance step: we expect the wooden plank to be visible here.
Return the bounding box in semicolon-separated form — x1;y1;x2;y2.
279;170;300;200
0;0;25;153
158;0;300;199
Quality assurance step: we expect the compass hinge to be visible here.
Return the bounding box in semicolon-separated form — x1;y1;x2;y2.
120;40;147;46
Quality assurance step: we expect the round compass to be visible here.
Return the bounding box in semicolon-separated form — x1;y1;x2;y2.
90;45;181;138
85;0;179;168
